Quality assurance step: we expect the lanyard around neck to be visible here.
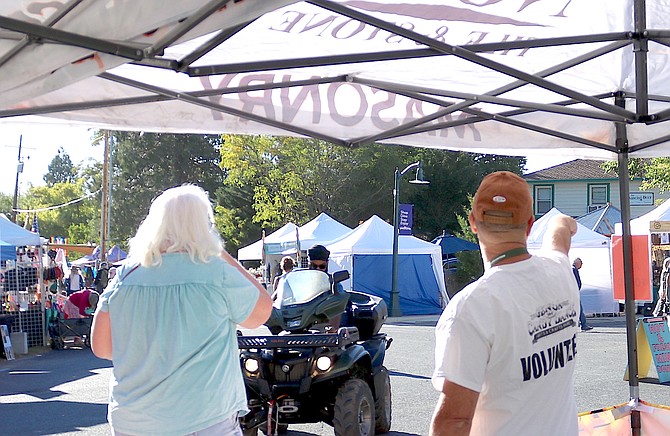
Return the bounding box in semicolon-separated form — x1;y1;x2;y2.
489;247;529;267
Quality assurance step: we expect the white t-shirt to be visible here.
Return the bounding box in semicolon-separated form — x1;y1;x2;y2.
69;273;82;291
432;250;579;436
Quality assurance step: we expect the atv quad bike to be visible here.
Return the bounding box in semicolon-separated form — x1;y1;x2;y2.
238;269;392;436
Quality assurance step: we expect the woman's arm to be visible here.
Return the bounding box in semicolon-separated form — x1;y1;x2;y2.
220;250;272;328
91;309;112;360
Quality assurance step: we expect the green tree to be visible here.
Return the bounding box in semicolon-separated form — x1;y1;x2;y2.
23;180;100;243
602;158;670;195
43;148;77;186
453;196;484;289
218;135;412;253
398;150;525;240
108;131;225;244
218;135;525;254
215;183;259;253
0;192;13;219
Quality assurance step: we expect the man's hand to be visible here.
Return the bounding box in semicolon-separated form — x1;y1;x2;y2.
542;214;577;256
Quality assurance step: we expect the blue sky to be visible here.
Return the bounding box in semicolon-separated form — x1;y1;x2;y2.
1;125;101;196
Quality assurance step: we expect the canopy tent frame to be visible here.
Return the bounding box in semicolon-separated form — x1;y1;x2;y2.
0;2;666;151
0;0;665;424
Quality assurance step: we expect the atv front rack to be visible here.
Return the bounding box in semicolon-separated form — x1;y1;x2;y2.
238;326;360;349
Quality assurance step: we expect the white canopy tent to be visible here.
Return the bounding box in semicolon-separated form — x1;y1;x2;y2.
528;208;617;315
0;0;667;427
275;212;351;254
625;198;670;236
237;222;297;261
0;0;669;161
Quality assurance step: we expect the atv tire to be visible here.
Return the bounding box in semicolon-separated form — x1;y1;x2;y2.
333;379;375;436
374;366;392;433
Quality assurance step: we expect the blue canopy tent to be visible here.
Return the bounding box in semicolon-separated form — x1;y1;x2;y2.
0;215;41;248
327;216;447;315
0;243;16;261
0;215;41;261
106;245;128;262
431;232;479;259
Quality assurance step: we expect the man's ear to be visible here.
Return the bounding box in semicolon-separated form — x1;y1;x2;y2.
525;215;535;236
469;212;478;234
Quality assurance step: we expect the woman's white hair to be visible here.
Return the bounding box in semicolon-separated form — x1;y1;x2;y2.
128;185;223;267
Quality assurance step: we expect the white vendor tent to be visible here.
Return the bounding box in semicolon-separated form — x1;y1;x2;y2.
237;222;297;261
274;212;351;254
237;213;351;261
625;198;670;236
528;208;617;315
3;0;670;428
327;215;446;315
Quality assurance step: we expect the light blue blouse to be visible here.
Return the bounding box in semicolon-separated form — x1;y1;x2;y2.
99;253;259;435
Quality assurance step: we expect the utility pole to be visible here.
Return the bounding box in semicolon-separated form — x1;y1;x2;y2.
100;131;110;261
11;135;23;224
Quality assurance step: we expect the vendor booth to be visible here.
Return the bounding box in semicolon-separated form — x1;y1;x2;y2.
274;212;351;254
327;215;447;315
614;198;670;311
237;213;351;282
237;222;298;262
528;208;618;315
0;215;45;349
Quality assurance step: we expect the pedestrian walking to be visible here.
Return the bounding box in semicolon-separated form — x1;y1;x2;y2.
573;258;593;331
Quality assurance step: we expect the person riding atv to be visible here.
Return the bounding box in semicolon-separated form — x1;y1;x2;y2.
238;268;392;435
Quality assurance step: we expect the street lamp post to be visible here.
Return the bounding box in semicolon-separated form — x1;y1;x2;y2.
391;161;429;317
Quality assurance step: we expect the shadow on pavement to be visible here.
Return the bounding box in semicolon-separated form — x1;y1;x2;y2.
0;400;108;435
0;347;111;397
389;369;431;381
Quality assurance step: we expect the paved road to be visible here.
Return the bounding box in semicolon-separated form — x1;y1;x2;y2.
1;315;669;435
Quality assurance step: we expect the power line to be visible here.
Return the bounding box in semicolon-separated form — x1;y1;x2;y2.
13;189;101;213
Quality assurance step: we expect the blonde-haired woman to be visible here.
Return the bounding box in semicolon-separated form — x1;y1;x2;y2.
91;185;272;436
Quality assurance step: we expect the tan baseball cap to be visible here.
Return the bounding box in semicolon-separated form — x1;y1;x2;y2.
472;171;533;225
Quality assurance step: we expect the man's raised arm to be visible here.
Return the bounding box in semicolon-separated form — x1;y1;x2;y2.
542;214;577;256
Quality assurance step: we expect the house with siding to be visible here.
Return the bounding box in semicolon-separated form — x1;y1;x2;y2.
524;159;669;219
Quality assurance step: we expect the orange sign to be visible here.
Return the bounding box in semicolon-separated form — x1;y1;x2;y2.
611;235;651;301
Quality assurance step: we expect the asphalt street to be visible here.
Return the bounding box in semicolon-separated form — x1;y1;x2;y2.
1;315;670;435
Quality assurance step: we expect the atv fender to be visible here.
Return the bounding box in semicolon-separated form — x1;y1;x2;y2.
313;344;371;384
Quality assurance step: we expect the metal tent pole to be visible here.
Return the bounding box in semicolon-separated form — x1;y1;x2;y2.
615;93;640;435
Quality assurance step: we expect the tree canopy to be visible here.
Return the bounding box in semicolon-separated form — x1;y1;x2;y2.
218;134;525;251
15;132;525;262
602;158;670;194
106;132;225;245
43;148;77;186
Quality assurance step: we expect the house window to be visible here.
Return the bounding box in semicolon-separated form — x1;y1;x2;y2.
534;185;553;215
588;184;609;212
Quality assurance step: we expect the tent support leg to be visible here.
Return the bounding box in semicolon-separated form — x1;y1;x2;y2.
631;409;641;436
615;94;639;405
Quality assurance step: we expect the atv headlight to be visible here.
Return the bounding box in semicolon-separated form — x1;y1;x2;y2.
244;358;259;373
316;355;332;371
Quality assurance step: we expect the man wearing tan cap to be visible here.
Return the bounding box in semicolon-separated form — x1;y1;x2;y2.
430;171;579;436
